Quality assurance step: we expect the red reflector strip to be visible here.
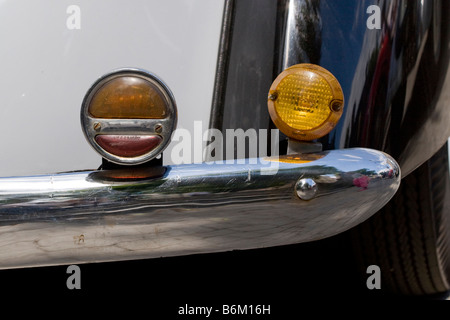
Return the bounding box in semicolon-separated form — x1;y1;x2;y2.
95;135;162;158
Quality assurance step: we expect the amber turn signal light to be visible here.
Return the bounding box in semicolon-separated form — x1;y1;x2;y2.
268;64;344;141
81;69;177;165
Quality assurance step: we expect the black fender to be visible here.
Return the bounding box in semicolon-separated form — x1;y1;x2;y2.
211;0;450;177
320;0;450;176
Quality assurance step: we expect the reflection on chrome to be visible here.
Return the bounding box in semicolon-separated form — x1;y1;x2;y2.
0;148;400;269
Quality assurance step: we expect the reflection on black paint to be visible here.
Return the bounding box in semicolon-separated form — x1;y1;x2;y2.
318;0;450;175
214;0;450;176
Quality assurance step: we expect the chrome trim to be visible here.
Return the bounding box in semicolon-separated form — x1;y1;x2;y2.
282;0;301;69
281;0;322;68
0;148;400;269
80;68;177;165
209;0;235;132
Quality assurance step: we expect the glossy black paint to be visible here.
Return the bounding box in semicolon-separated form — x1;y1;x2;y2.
213;0;450;176
319;0;450;176
210;0;282;159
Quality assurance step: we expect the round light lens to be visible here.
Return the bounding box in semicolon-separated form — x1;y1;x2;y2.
81;69;177;165
268;64;344;141
88;76;167;119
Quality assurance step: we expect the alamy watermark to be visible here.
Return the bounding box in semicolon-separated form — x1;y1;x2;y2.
66;5;81;30
169;121;280;174
366;265;381;290
66;264;81;289
367;5;381;30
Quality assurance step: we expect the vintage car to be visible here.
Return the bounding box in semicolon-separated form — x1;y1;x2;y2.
0;0;449;300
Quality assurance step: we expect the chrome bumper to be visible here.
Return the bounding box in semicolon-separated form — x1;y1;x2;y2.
0;148;400;269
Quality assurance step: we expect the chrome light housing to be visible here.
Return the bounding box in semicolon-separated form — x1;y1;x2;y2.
80;69;177;165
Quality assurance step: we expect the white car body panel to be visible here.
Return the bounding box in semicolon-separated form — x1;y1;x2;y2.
0;0;224;177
